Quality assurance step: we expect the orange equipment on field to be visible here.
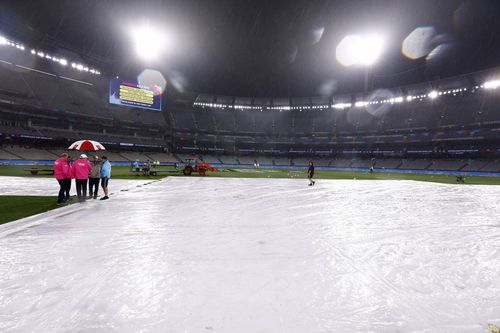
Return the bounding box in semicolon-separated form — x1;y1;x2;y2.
182;157;217;176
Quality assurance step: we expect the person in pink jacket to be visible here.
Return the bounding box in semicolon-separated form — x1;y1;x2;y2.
54;153;72;205
72;154;93;202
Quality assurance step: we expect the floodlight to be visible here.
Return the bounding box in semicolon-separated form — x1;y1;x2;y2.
0;36;7;45
31;49;36;54
59;58;67;66
333;103;351;109
428;91;439;99
76;64;83;71
484;80;500;89
336;34;385;67
130;22;169;61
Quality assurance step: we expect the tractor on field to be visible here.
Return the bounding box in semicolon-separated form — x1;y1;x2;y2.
181;157;217;176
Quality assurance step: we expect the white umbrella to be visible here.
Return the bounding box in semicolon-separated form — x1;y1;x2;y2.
68;140;106;151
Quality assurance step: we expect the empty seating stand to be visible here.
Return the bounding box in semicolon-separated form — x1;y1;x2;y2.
399;159;432;170
292;158;310;166
374;159;402;169
273;157;290;166
2;146;58;160
145;153;179;163
218;156;239;164
478;161;500;172
428;160;467;171
461;160;491;172
237;156;256;165
0;148;22;160
201;156;222;164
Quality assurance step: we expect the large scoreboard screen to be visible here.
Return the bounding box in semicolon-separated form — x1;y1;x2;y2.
109;77;162;111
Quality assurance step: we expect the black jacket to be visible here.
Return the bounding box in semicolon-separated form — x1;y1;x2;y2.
308;165;315;177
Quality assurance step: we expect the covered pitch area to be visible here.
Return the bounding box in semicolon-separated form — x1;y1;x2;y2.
1;177;499;332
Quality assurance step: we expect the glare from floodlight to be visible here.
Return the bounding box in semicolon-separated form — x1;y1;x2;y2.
336;34;385;67
59;58;68;66
333;102;351;109
130;22;169;61
484;80;500;89
0;36;7;45
138;69;167;96
31;49;36;54
428;90;439;99
76;64;83;71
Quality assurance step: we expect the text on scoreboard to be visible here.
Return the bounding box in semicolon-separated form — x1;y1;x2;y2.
109;77;162;111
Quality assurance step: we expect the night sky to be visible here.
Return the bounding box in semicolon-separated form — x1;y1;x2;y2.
1;0;500;97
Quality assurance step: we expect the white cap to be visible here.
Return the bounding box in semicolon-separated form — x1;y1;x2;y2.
80;154;88;159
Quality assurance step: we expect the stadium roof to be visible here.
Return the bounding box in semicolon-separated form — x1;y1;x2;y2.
1;0;500;97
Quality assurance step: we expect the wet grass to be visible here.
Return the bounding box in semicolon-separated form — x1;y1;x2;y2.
1;164;500;185
0;196;62;225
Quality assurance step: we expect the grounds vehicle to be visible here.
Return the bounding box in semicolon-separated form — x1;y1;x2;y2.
182;157;217;176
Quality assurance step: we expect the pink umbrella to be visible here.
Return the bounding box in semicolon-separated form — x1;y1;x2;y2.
68;140;106;151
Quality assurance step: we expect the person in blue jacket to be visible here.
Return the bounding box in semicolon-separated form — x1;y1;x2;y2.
100;155;112;200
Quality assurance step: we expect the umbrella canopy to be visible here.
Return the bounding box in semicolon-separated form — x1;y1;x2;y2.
68;140;106;151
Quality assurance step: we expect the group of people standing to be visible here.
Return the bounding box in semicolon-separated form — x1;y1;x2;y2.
54;153;111;204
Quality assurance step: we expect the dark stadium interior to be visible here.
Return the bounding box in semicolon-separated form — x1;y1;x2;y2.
4;3;500;331
1;0;500;172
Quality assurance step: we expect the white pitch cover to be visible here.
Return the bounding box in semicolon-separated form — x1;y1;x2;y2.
1;177;500;332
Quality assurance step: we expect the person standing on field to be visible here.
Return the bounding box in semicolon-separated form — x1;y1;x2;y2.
100;155;112;200
133;159;140;172
72;154;92;202
88;156;101;199
54;153;71;205
65;154;73;202
308;161;315;186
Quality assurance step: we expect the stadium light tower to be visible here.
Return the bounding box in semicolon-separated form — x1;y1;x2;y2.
336;34;385;67
130;21;169;62
336;33;385;91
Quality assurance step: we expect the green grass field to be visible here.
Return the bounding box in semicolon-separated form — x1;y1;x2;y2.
0;195;62;225
2;164;500;185
1;164;499;225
